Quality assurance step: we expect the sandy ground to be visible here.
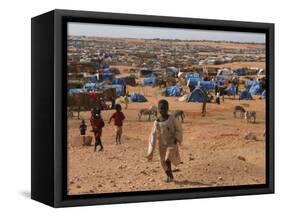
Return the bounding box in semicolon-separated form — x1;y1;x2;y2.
67;84;266;195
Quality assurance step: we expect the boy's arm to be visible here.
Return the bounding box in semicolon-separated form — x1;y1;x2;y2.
174;117;183;145
146;121;158;161
108;115;113;124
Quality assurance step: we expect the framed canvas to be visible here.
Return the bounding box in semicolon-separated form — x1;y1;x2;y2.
31;9;274;207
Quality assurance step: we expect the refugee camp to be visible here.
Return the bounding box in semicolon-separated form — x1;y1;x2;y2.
67;22;266;195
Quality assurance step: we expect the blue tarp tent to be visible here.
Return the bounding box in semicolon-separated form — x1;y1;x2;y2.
141;77;158;86
216;76;225;85
187;87;209;103
166;67;178;76
112;77;126;85
186;72;201;80
129;93;148;102
187;77;201;86
246;80;259;89
239;90;253;100
83;83;99;91
102;63;110;69
249;83;262;95
165;85;181;96
68;88;84;95
199;81;216;90
227;84;237;95
236;68;246;76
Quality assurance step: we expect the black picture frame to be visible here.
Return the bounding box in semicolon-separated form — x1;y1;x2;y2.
31;9;274;207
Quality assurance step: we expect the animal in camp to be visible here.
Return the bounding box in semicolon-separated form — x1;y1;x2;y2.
244;111;257;123
170;110;185;122
233;105;246;118
138;106;158;121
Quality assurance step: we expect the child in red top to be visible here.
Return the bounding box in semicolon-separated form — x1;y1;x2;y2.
90;108;105;151
108;104;125;145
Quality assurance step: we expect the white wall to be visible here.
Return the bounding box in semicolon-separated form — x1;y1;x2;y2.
0;0;279;216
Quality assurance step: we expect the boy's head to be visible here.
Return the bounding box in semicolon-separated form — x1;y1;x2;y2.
158;99;169;116
115;104;122;112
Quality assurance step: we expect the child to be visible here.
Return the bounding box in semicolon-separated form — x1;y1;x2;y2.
79;119;87;145
90;108;105;151
79;119;87;135
108;104;125;145
146;99;183;182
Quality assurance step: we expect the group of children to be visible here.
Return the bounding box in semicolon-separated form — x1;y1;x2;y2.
79;103;125;151
79;99;183;183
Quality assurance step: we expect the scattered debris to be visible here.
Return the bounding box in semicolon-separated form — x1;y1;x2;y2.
244;132;257;140
238;156;246;161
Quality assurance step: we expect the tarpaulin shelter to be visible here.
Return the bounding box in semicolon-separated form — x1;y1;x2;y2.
166;67;178;76
83;83;99;91
239;90;253;100
187;87;209;103
141;77;158;86
249;83;262;95
129;93;148;102
165;85;181;96
199;81;216;90
112;77;127;85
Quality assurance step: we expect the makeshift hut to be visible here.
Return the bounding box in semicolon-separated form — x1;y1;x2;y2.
112;77;126;85
249;83;262;95
199;81;216;90
239;90;253;100
187;87;209;103
129;93;148;102
141;77;158;86
165;85;181;96
166;67;178;77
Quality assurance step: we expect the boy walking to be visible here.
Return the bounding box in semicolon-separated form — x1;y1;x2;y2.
108;104;125;145
146;99;183;182
90;108;105;152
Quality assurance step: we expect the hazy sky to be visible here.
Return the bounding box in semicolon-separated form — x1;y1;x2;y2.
68;22;265;43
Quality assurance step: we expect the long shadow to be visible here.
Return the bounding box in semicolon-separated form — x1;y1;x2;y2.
174;179;213;187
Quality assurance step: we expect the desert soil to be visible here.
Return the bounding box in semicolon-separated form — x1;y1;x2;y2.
67;84;266;195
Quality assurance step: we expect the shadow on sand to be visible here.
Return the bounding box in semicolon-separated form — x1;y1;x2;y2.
174;179;213;187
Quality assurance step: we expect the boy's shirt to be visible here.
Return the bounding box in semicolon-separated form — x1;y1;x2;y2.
111;112;125;126
90;117;105;130
80;124;87;135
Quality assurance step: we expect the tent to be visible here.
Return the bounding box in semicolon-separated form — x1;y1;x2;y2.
187;77;201;86
249;83;262;95
187;87;209;103
236;68;246;76
129;93;148;102
226;84;237;95
83;83;99;91
141;77;158;86
246;80;259;89
166;67;178;76
185;72;200;80
165;85;181;96
68;88;84;95
112;77;126;85
199;81;216;90
102;63;110;69
239;90;253;100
